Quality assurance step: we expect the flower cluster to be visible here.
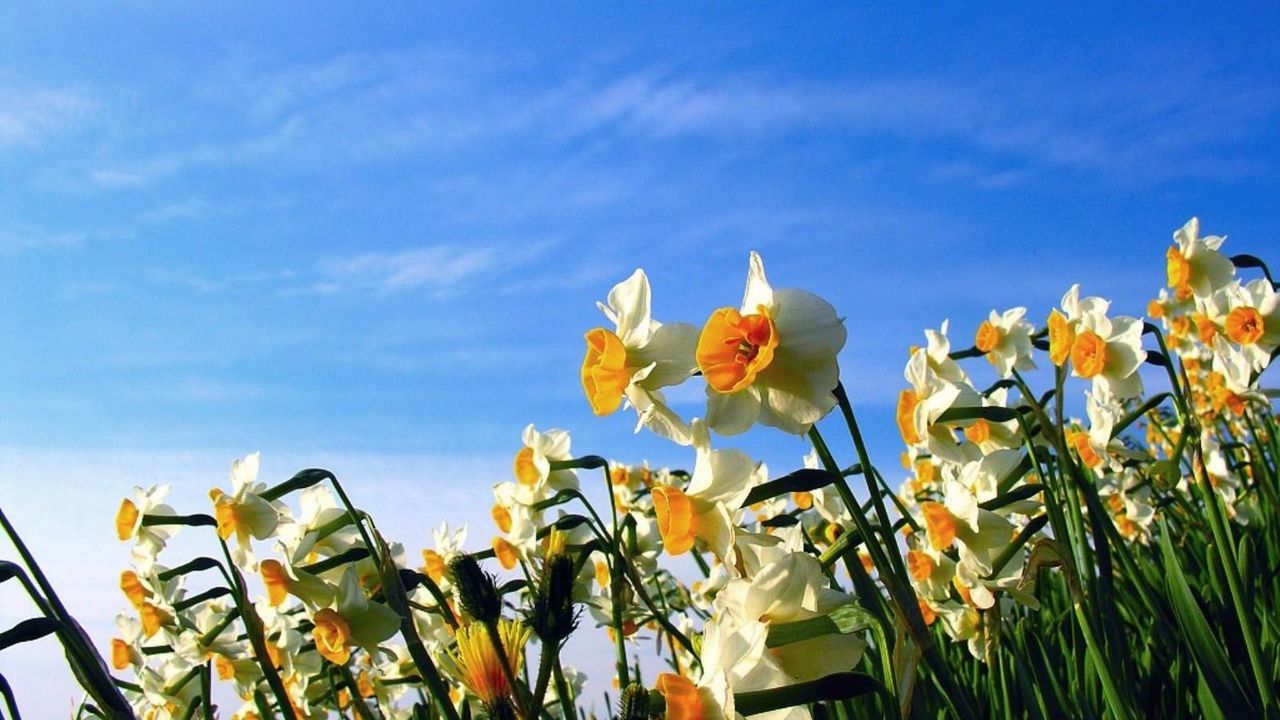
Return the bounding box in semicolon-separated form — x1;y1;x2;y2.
81;220;1280;720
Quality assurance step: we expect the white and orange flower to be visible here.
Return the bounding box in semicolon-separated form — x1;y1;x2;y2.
698;252;847;436
582;269;699;444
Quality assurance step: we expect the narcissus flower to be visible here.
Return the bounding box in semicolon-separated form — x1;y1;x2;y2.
1167;217;1234;300
1068;307;1147;399
698;252;847;436
973;307;1036;378
115;485;178;566
583;269;699;444
310;568;401;665
509;424;579;504
651;420;763;560
897;348;982;464
209;452;282;569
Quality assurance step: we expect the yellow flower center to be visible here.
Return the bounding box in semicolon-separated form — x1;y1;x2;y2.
139;602;168;638
491;503;513;534
907;549;935;581
1167;246;1192;299
1047;309;1075;366
652;485;697;556
260;560;290;607
1071;330;1108;378
1225;306;1264;345
696;307;778;393
920;502;957;551
1193;314;1218;344
115;499;139;541
896;389;922;445
111;638;132;670
1147;299;1166;319
963;419;991;445
313;608;353;665
974;320;1003;354
792;491;814;510
421;549;447;582
656;673;705;720
208;489;239;541
918;598;937;626
581;328;631;415
914;459;937;486
493;537;519;570
120;570;150;609
513;447;541;487
1067;430;1104;469
215;655;236;681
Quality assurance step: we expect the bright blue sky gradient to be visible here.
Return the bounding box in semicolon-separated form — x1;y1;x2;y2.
1;3;1278;713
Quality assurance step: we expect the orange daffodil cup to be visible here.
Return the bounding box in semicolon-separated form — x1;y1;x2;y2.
697;252;848;436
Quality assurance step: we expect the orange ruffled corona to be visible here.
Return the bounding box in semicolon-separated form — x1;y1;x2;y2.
696;307;778;393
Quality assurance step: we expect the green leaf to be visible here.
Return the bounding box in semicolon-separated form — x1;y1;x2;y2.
985;514;1048;580
1109;393;1172;439
1157;524;1256;717
978;483;1043;512
765;605;877;648
741;469;841;507
935;405;1025;424
0;617;60;652
735;672;886;715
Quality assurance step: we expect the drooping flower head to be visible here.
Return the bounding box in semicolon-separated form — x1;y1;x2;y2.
697;252;847;436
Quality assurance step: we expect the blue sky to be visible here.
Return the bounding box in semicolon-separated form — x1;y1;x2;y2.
1;2;1278;713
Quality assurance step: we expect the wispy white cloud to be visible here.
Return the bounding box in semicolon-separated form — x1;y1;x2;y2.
0;225;84;253
311;240;556;296
0;85;94;151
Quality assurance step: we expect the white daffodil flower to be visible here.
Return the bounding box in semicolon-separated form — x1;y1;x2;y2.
698;251;847;436
1167;217;1235;301
974;307;1036;378
582;268;700;445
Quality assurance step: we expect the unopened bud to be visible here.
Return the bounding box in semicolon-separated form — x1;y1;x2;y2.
529;553;578;644
448;553;501;623
618;683;651;720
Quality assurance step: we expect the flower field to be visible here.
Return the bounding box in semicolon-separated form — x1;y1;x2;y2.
3;218;1279;719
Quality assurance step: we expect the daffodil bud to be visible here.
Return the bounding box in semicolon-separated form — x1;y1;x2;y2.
618;683;651;720
488;697;518;720
529;553;578;645
448;553;501;623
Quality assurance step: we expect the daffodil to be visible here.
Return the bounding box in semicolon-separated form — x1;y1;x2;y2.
651;420;764;561
973;307;1036;378
897;348;983;464
115;485;179;567
509;424;579;504
1212;278;1280;372
1167;217;1235;301
583;269;699;444
310;567;401;666
210;452;283;569
1068;305;1147;400
419;522;468;591
715;548;865;684
698;251;847;436
275;485;361;567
